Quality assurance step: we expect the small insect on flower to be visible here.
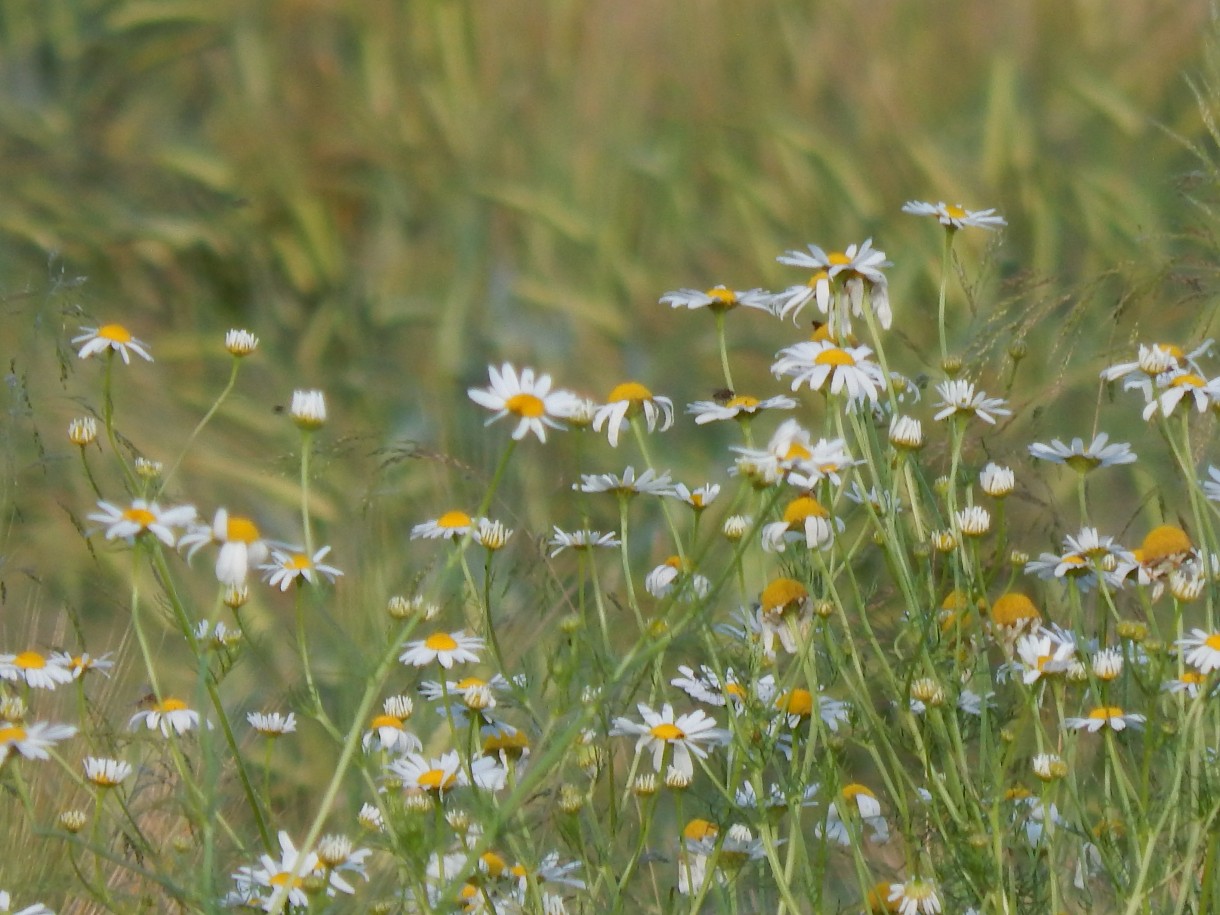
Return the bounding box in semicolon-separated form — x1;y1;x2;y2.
1028;433;1136;472
467;363;579;443
73;324;153;363
129;698;201;737
399;631;484;669
1064;706;1145;733
592;381;674;447
903;200;1006;231
660;285;772;313
83;757;134;788
610;703;729;779
89;500;198;548
261;546;343;591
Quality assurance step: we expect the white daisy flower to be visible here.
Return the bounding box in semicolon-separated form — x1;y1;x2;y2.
178;509;269;586
592;381;674;447
574;466;675;497
0;651;75;690
670;665;749;707
225;328;259;356
51;651;115;680
772;239;891;332
83;757;133;787
933;379;1011;424
979;462;1015;497
760;494;841;552
72;323;152;363
1028;432;1136;471
731;419;855;488
546;527;620;557
411;509;477;541
1101;340;1212;399
772;339;888;404
660;285;771;313
88;499;197;547
818;784;889;845
0;720;77;763
1178;629;1220;674
362;705;422;755
240;830;355;910
610;703;729;778
672;482;721;510
686;393;796;424
420;674;512;711
387;750;501;793
128;698;200;736
1142;369;1215;420
887;876;943;915
399;631;484;668
644;556;711;600
260;545;343;590
1064;706;1145;732
1015;627;1077;684
472;518;514;550
289;389;327;430
247;711;297;737
903;200;1005;231
467;363;579;443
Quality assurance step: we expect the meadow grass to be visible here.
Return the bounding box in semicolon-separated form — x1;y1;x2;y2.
5;2;1220;913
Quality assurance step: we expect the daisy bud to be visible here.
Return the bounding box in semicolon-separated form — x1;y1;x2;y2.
955;506;991;537
290;389;327;430
888;415;924;451
1092;648;1123;681
386;595;412;619
933;476;951;497
1;696;26;722
815;599;835;619
223;584;249;610
68;417;98;447
632;773;659;797
1170;569;1206;602
445;809;470;832
665;766;692;790
910;677;945;707
1032;753;1067;781
722;514;752;541
225;329;259;356
358;803;385;832
1008;338;1029;362
134;457;162;479
317;834;353;868
559;613;582;634
941;355;964;376
979;462;1015;497
58;809;89;833
403;791;434;813
1066;659;1089;683
931;530;957;553
1117;620;1147;642
559;783;585;814
1010;549;1030;566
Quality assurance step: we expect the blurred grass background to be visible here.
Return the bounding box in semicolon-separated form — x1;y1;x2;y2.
3;0;1220;903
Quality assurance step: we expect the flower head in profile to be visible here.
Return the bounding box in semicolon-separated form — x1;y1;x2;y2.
592;382;674;447
644;556;711;600
0;651;75;690
88;500;197;548
546;527;620;557
178;509;269;586
686;393;796;425
575;466;674;498
0;720;77;763
818;783;889;845
411;510;476;541
73;324;152;363
83;757;134;788
1141;369;1214;420
129;698;200;737
247;711;297;737
261;545;343;591
1177;629;1220;674
610;703;729;779
225;328;259;356
772;239;891;333
933;379;1011;425
1101;340;1212;399
467;363;578;442
1064;706;1145;733
289;389;327;430
1028;432;1136;472
399;631;484;669
887;876;943;915
903;200;1006;232
660;285;771;313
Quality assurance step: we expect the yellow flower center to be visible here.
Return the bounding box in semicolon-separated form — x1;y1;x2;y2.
285;553;312;570
1171;373;1205;389
98;324;133;343
505;392;545;418
726;395;760;410
369;714;404;730
1089;706;1124;720
945;204;968;220
419;767;457;790
782;496;828;525
1157;343;1184;358
123;507;156;527
1182;671;1207;684
705;287;738;307
827;252;852;266
424;632;459;651
225;516;260;542
156;698;188;713
782;442;812;462
805;269;830;288
814;347;856;367
15;651;46;670
1065;454;1101;473
684;818;719;841
841;783;875;801
437;510;472;529
724;682;746;699
269;872;303;889
760;577;808;613
457;677;487;690
0;725;27;743
481;851;507;876
1205;634;1220;652
650;722;686;741
990;593;1040;626
777;689;814;717
607;381;654;403
663;555;684;570
1140;524;1192;563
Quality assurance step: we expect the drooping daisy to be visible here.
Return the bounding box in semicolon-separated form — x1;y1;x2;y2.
399;631;484;669
954;506;991;538
979;462;1015;497
903;199;1006;232
83;757;134;788
933;379;1011;425
289;389;327;430
660;285;771;313
1028;432;1136;471
758;577;813;656
225;328;259;356
610;703;729;779
178;509;269;586
574;466;675;498
644;556;711;600
732;419;855;489
686;393;797;424
1177;629;1220;674
88;499;197;547
889;414;924;450
467;363;579;443
0;651;74;690
72;323;153;363
410;509;477;541
128;698;200;736
761;494;841;552
362;696;422;754
546;527;621;557
887;876;943;915
670;665;749;708
1142;369;1215;420
1015;627;1077;684
420;674;512;712
1064;706;1145;733
260;545;343;591
818;784;889;845
772;239;892;333
772;339;888;404
592;381;674;447
0;720;77;763
247;711;297;737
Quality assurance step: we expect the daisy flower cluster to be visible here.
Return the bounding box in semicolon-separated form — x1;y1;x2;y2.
12;187;1220;915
